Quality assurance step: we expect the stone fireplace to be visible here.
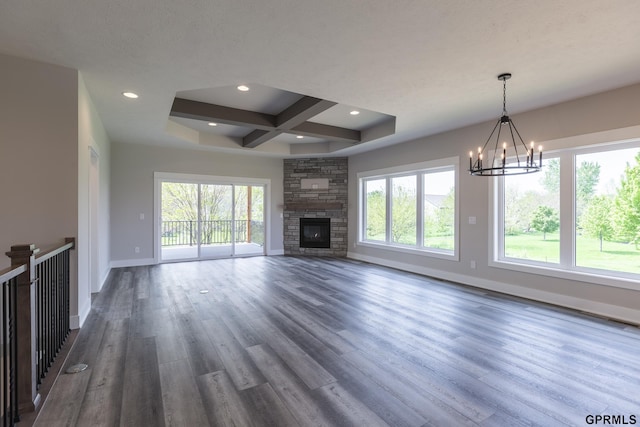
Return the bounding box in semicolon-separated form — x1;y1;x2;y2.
283;157;347;256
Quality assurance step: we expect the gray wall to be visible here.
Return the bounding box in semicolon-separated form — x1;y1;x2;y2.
348;83;640;324
0;54;83;322
110;143;284;263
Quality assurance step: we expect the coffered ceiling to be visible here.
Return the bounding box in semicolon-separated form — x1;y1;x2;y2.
2;1;640;157
168;84;396;155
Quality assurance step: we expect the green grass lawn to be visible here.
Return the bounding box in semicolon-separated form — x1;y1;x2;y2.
366;229;639;274
505;232;640;274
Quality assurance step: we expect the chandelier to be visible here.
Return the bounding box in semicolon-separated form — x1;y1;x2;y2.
469;73;542;176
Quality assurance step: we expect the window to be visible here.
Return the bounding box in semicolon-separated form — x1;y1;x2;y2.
391;175;417;245
575;146;640;275
359;158;458;259
493;140;640;286
424;170;456;251
364;179;386;242
502;157;560;264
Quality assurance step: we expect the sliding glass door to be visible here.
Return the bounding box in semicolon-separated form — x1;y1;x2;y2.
235;185;265;256
200;184;234;258
159;179;265;262
161;182;199;261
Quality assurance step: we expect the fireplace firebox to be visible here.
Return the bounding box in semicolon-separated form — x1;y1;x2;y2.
299;218;331;248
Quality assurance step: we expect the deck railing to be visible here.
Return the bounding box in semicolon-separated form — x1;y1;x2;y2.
161;220;264;247
2;238;74;425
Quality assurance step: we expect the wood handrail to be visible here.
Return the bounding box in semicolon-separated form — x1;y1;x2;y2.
0;263;28;283
35;237;75;264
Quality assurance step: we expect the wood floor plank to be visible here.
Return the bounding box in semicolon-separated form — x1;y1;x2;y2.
202;317;266;390
33;368;92;427
86;318;129;391
312;382;390;427
310;348;427;427
75;385;121;427
246;315;336;390
338;346;481;426
120;336;165;427
196;370;255;427
175;311;224;376
246;344;335;427
240;383;300;427
159;359;209;427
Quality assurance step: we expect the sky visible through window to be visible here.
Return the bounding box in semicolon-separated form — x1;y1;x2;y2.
580;147;640;195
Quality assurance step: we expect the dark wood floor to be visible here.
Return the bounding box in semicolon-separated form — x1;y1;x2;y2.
33;256;640;426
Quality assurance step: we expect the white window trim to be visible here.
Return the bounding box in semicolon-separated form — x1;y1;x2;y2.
357;156;460;261
489;126;640;291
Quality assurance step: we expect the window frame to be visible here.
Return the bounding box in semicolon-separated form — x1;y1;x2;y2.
358;157;459;261
490;137;640;291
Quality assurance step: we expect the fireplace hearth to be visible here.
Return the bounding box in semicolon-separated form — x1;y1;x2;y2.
300;218;330;248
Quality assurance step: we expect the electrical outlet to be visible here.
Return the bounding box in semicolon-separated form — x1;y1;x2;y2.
470;260;476;269
135;247;140;254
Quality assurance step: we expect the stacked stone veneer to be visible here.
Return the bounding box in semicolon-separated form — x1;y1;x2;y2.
283;157;348;256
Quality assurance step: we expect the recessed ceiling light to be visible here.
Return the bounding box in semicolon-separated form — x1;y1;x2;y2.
237;85;250;92
350;110;360;115
296;135;304;139
208;122;217;126
122;91;139;99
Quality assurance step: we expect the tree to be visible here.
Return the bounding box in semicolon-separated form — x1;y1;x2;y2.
365;190;386;240
424;188;455;250
162;182;240;245
530;205;559;240
579;195;613;251
434;188;455;236
613;152;640;248
576;161;601;218
541;158;560;195
391;185;416;244
504;188;541;235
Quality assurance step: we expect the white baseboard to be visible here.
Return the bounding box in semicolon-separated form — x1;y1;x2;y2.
70;298;92;329
96;267;111;292
347;251;640;326
110;258;156;268
268;249;285;256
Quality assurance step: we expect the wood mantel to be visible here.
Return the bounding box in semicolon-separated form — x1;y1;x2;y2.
284;202;343;210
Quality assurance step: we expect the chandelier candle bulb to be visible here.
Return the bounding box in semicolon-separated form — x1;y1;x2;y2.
530;142;535;167
539;145;543;167
502;142;507;166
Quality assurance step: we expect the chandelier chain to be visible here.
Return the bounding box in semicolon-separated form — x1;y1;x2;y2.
502;78;507;115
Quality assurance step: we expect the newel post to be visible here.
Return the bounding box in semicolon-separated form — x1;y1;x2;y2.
6;244;41;414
